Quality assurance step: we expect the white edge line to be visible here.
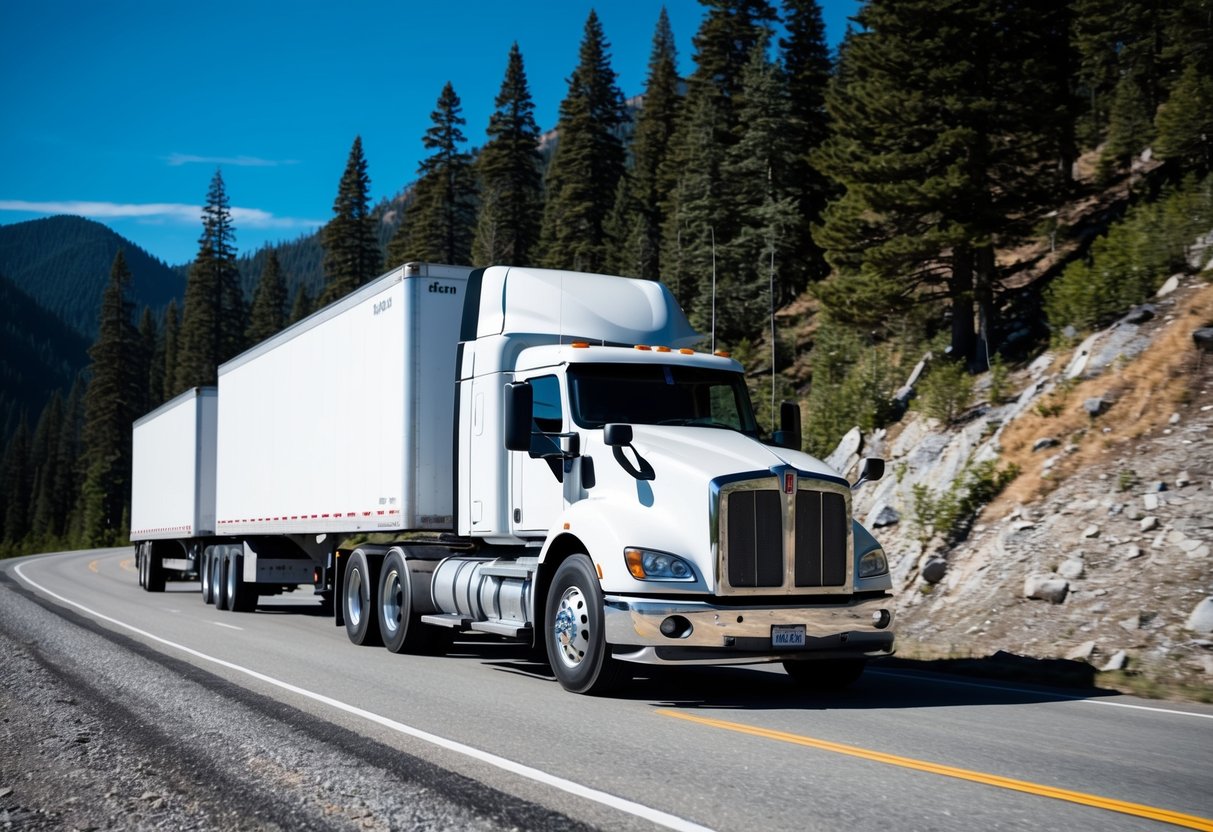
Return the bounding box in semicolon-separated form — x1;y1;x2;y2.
12;559;714;832
870;668;1213;721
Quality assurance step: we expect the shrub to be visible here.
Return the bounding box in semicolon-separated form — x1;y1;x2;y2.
915;359;973;424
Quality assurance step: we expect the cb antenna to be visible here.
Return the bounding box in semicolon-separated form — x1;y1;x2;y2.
770;243;776;433
710;227;717;353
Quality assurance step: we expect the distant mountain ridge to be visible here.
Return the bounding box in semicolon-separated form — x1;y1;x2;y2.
0;216;185;340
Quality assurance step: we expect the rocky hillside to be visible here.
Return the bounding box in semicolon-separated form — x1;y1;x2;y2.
836;273;1213;700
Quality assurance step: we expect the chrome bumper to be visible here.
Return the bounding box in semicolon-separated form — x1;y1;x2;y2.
603;593;895;666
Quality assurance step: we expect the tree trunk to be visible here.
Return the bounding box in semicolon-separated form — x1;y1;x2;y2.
950;247;976;363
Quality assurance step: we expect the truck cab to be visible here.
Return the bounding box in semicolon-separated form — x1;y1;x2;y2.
444;266;894;693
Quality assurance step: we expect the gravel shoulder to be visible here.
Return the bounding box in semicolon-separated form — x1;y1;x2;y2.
0;570;589;831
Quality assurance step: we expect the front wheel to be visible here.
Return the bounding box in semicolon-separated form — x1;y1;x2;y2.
782;658;866;691
545;554;626;695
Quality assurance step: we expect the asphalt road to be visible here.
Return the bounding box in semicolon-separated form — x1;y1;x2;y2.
3;547;1212;832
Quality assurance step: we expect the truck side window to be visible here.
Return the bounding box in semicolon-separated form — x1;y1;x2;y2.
530;375;563;433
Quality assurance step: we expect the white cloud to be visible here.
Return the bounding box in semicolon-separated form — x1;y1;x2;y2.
0;199;323;230
165;153;299;167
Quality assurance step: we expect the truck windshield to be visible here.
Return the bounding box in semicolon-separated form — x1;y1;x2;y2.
567;363;760;436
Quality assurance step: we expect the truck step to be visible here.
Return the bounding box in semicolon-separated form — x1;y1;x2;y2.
470;620;531;638
420;614;472;630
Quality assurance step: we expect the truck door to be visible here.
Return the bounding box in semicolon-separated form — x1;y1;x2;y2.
510;374;566;535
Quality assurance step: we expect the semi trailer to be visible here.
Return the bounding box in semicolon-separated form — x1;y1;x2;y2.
131;262;895;694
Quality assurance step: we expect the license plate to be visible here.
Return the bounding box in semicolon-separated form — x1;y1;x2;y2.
772;624;806;648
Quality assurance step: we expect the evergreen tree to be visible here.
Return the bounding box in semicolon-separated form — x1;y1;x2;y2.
160;300;179;403
289;285;314;324
138;307;157;414
606;8;682;280
321;136;381;305
52;376;86;542
1099;72;1156;179
1;415;31;546
390;83;477;266
1154;61;1213;174
28;392;64;544
813;0;1070;368
721;39;800;341
175;170;243;393
537;10;629;271
778;0;833;291
473;45;543;267
246;249;288;344
80;251;144;546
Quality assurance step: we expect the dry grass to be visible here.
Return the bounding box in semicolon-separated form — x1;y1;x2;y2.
988;282;1213;516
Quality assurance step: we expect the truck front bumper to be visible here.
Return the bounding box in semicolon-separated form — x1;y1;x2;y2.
603;593;895;666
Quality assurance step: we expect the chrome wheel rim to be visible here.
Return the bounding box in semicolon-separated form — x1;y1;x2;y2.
553;585;590;669
382;568;403;635
346;567;363;628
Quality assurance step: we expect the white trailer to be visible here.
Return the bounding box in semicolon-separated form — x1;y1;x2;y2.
131;262;896;694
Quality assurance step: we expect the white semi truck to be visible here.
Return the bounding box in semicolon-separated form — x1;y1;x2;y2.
131;262;894;694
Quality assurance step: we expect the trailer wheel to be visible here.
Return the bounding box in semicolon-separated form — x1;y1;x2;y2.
225;549;258;613
200;547;214;604
344;550;382;646
545;554;626;695
141;543;165;593
137;544;146;588
377;551;444;655
782;659;866;691
215;547;232;610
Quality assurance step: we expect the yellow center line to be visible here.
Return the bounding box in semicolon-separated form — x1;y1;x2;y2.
87;560;99;573
119;558;135;572
656;709;1213;831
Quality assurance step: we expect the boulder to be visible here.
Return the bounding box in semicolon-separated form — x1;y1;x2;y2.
1084;397;1111;417
1140;516;1160;532
1156;274;1180;297
870;505;901;528
825;426;863;476
922;558;948;585
1194;328;1213;353
1176;471;1192;488
1024;575;1069;604
1187;598;1213;634
1143;493;1160;511
1123;304;1156;325
1058;558;1085;580
1101;650;1128;672
1082;525;1100;539
1032;437;1061;452
1065;641;1097;662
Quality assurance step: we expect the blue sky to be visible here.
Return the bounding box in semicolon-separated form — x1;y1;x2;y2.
0;1;859;267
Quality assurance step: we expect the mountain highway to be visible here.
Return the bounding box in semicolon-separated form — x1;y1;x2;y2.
2;547;1211;831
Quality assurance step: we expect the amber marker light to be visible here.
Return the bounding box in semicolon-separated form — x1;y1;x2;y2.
679;348;694;355
625;548;647;579
635;344;652;351
714;350;731;358
571;342;589;349
655;345;671;353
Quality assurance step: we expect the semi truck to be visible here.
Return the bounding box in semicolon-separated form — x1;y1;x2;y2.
131;262;894;694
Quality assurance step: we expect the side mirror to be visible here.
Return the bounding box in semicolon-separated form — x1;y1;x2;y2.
853;457;885;489
504;382;533;452
603;423;633;447
773;400;801;450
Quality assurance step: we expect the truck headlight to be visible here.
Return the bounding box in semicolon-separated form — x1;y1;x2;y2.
858;547;889;578
624;548;696;581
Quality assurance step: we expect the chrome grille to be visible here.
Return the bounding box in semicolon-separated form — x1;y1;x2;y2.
717;474;852;595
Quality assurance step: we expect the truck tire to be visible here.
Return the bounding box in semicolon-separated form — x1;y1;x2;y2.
377;550;444;654
137;545;146;588
224;549;258;613
200;547;214;604
344;549;382;646
782;658;866;690
214;550;230;608
141;544;165;593
545;554;626;695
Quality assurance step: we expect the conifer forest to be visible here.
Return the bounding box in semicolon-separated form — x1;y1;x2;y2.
2;0;1212;555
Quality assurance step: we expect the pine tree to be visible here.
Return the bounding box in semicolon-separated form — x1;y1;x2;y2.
160;300;179;403
813;0;1070;368
1;416;31;546
1099;72;1156;179
721;39;800;341
778;0;833;292
289;285;314;324
321;137;381;305
390;83;478;266
80;251;145;546
1072;0;1159;148
175;170;243;394
246;249;288;344
53;376;86;542
606;8;682;280
28;392;64;544
138;307;157;414
473;46;543;267
1154;61;1213;174
537;10;629;272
